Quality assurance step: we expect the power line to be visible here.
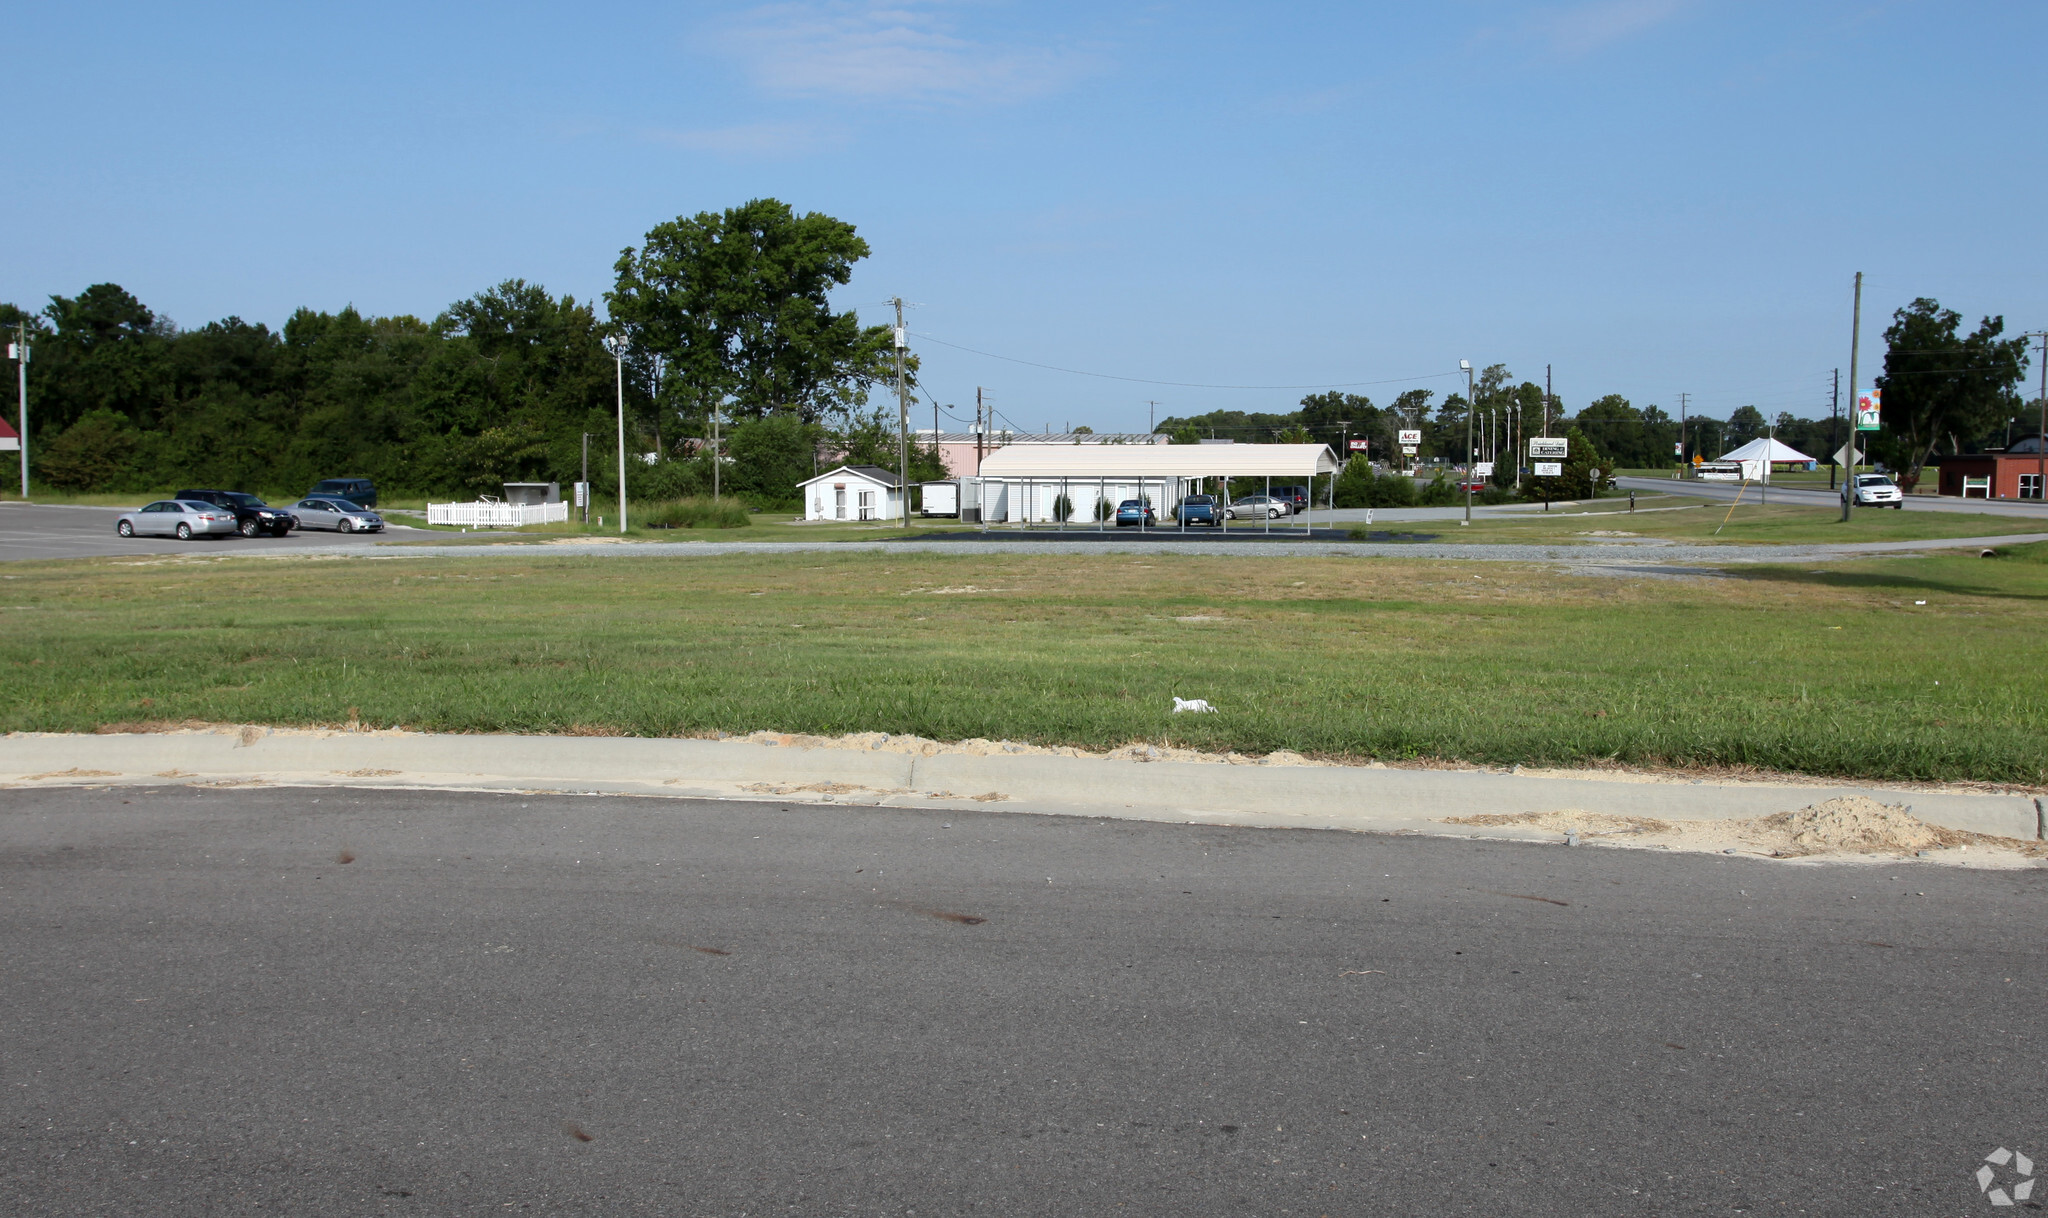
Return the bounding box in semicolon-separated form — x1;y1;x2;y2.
907;331;1461;391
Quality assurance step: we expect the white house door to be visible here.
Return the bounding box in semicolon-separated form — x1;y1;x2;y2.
834;486;847;519
857;491;875;521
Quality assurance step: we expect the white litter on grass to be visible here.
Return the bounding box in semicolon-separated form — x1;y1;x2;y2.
1172;697;1216;714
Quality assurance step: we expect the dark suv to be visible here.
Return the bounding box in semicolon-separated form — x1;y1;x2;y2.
174;489;298;537
1272;485;1312;513
307;478;377;507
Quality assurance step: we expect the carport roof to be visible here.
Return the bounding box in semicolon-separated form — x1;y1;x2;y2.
975;443;1337;478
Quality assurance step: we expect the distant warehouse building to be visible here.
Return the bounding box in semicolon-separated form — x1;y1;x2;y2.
961;442;1338;524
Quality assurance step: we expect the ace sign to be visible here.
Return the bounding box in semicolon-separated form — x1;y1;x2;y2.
1397;429;1422;447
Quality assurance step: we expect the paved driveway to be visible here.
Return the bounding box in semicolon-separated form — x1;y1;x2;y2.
1616;476;2048;520
0;502;420;562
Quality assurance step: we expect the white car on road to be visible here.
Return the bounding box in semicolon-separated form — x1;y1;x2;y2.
1850;474;1904;509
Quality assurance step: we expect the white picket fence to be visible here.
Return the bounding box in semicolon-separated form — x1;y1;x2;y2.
426;500;570;528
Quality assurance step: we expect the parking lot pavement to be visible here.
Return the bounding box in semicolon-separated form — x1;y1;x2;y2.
0;502;419;562
3;784;2041;1216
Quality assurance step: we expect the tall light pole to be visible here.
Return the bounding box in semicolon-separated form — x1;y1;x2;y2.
604;334;629;534
1460;359;1474;524
9;322;28;499
1842;272;1861;523
893;298;909;529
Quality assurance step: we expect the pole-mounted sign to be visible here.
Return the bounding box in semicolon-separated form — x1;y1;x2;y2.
1397;429;1422;446
1855;387;1881;431
1534;462;1563;477
1529;437;1569;460
1347;439;1369;451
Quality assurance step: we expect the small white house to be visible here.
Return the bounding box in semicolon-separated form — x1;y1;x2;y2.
799;465;905;521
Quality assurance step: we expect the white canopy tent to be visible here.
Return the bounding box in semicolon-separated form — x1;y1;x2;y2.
1718;437;1817;483
966;443;1340;530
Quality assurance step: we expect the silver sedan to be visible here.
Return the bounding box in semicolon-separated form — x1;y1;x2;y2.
115;500;241;539
288;497;385;533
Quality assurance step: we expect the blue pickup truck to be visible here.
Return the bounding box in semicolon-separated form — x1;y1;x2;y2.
1175;494;1221;527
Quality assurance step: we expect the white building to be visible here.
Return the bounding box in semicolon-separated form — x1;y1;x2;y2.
962;443;1339;525
799;465;905;521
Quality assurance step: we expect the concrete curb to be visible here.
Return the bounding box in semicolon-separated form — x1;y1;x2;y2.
1;730;2038;845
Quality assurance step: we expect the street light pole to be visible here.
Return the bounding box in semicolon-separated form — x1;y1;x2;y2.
1842;272;1861;523
1460;360;1474;525
10;322;27;499
604;334;629;534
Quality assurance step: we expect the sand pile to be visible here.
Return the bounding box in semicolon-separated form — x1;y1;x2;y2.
735;729;1328;767
1760;796;1950;856
1446;795;2044;862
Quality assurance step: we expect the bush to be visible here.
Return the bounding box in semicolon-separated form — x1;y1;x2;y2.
1332;460;1418;508
1053;494;1075;522
1417;472;1457;506
637;497;751;529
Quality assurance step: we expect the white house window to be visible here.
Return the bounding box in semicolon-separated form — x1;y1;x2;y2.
857;490;875;521
834;486;847;519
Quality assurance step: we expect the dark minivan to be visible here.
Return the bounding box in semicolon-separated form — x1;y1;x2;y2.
307;478;376;507
174;489;298;537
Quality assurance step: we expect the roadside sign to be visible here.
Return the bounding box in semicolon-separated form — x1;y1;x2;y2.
573;481;589;507
1832;442;1863;468
1347;439;1369;451
1401;445;1418;456
1474;462;1494;477
1397;429;1422;446
1855;388;1881;431
1673;442;1683;455
1534;461;1563;477
1529;437;1569;459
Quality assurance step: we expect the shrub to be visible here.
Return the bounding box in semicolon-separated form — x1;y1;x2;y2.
637;496;751;529
1417;472;1457;506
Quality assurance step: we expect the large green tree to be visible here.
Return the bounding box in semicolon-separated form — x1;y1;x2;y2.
1875;297;2030;486
607;199;898;427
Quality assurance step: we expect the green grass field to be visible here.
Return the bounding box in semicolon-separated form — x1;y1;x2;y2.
2;544;2043;785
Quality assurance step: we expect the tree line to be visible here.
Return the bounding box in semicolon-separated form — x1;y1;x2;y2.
5;200;2031;504
0;200;943;504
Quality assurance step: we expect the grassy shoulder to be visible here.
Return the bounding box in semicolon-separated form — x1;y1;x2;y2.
2;544;2044;784
1423;498;2048;546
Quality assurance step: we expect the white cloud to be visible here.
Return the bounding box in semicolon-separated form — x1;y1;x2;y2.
716;2;1100;104
1527;0;1690;55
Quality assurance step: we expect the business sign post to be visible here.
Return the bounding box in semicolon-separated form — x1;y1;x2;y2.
1529;437;1569;461
1347;439;1370;452
1534;462;1563;478
1856;387;1882;432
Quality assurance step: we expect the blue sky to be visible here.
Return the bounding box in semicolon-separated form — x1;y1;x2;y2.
10;2;2045;432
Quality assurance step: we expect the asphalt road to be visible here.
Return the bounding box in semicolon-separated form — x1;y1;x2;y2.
4;786;2041;1216
1616;476;2048;520
0;502;417;562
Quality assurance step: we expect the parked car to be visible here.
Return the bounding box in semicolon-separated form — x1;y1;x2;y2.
1175;494;1221;527
175;489;297;537
1114;499;1158;527
1272;485;1312;514
115;500;240;540
288;497;386;533
307;478;377;507
1224;494;1290;520
1851;473;1904;509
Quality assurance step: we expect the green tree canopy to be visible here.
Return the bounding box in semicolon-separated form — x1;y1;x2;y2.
1875;297;2030;485
607;199;898;426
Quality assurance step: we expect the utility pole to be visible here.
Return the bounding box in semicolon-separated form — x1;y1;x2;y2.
11;322;27;498
1461;360;1475;525
893;298;909;529
975;387;985;474
1843;272;1861;523
1147;401;1160;435
580;432;589;523
1676;391;1690;480
1543;364;1552;437
604;335;629;534
2032;332;2046;500
1828;370;1839;492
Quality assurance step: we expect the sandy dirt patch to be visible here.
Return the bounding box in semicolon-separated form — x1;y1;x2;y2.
1445;796;2047;864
